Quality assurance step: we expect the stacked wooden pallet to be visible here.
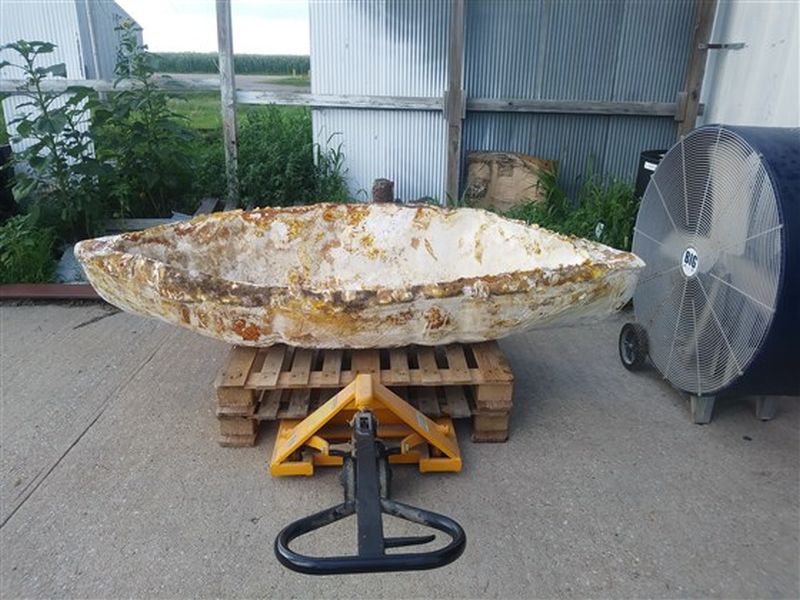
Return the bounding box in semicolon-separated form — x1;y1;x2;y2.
214;341;514;447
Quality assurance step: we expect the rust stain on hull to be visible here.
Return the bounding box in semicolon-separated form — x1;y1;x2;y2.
74;203;644;348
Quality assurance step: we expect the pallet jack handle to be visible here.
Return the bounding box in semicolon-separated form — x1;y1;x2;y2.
274;411;466;575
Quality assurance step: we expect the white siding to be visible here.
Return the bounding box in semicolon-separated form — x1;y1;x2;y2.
1;0;140;154
1;0;85;153
700;0;799;127
310;0;450;202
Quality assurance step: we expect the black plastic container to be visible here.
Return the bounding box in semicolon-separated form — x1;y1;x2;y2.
634;149;666;198
0;144;15;220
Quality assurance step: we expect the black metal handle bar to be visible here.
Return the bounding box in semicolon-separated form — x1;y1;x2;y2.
273;411;466;575
274;498;466;575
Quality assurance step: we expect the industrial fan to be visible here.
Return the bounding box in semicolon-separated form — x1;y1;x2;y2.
619;125;799;423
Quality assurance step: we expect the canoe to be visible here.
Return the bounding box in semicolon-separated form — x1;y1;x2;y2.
75;203;644;348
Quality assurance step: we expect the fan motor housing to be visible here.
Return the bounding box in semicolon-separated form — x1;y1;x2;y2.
632;125;799;398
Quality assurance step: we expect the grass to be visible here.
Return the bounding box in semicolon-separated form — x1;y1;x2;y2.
0;107;7;145
168;92;310;131
262;76;311;87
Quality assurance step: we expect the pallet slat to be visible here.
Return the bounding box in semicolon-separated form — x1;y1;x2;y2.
352;349;380;375
282;389;311;419
287;348;314;386
320;350;343;386
416;387;440;417
444;386;471;418
443;344;471;383
417;347;442;384
470;341;513;382
388;349;410;384
253;345;287;387
256;390;282;421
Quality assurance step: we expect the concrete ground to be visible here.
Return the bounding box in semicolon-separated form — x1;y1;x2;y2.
1;302;798;599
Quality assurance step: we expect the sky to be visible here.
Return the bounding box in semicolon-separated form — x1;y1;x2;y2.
115;0;310;54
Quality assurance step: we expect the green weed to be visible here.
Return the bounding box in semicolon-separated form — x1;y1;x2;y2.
0;213;55;283
506;165;639;250
152;52;309;75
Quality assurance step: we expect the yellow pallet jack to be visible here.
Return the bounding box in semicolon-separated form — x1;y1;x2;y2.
271;374;466;574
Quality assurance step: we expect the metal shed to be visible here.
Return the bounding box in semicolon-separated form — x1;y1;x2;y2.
309;0;707;202
0;0;141;152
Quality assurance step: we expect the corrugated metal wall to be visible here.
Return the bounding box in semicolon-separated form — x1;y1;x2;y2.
1;0;85;153
1;0;139;153
310;0;697;201
464;0;696;197
310;0;450;201
74;0;143;80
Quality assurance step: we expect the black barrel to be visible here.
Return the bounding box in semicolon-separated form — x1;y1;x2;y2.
634;149;666;198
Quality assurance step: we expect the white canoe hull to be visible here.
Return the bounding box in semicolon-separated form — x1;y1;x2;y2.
75;203;644;348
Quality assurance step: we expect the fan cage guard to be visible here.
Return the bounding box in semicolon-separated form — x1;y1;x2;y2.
632;126;783;396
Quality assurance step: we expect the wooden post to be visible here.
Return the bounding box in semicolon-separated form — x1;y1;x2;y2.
444;0;465;206
216;0;239;209
677;0;718;138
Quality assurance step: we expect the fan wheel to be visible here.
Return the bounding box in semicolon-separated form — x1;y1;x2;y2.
619;322;648;371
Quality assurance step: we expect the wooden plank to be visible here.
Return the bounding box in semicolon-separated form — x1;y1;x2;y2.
444;0;465;205
257;366;510;389
470;342;513;382
443;344;471;383
0;77;679;119
388;349;411;384
215;387;254;407
255;390;282;421
444;387;471;418
471;430;508;443
194;197;220;215
218;433;257;447
216;0;239;208
474;384;513;409
677;0;718;136
473;414;510;432
319;349;343;386
351;350;381;376
468;98;678;117
250;345;287;388
287;348;314;387
416;387;441;417
237;91;441;111
283;389;311;419
216;404;255;417
220;346;258;387
416;347;443;384
218;416;256;436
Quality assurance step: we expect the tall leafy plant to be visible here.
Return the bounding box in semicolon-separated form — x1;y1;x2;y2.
94;21;196;217
506;164;640;251
0;41;106;239
0;213;56;283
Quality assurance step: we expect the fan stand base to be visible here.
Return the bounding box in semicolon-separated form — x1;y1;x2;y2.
755;396;777;421
690;395;715;425
690;394;779;424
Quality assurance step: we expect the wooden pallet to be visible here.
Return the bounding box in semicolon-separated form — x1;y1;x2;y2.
214;342;514;447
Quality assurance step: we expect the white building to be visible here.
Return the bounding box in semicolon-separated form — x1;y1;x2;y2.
1;0;141;151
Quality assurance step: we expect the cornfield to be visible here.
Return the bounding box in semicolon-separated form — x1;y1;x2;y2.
152;52;310;75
